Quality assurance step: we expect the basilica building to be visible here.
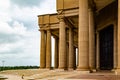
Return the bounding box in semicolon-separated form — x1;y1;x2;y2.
38;0;120;72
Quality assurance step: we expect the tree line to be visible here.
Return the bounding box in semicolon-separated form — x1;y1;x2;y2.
0;66;39;71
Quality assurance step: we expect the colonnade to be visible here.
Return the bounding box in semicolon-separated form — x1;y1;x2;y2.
117;0;120;70
40;29;52;69
40;28;77;69
40;0;120;71
40;0;95;71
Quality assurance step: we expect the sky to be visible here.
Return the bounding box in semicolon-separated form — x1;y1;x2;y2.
0;0;56;66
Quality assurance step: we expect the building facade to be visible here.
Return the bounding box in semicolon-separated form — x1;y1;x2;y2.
38;0;120;71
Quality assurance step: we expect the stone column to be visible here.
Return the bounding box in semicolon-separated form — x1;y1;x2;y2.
117;0;120;70
77;48;79;67
74;47;76;69
46;30;51;69
58;16;67;69
68;28;74;69
114;24;117;70
40;30;46;68
96;32;100;70
89;8;95;70
54;37;59;68
78;0;89;70
66;43;69;70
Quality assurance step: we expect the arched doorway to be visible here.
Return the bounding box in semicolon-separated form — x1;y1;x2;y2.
99;25;114;70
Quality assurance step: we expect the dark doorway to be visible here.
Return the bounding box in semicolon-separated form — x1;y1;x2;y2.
99;25;114;70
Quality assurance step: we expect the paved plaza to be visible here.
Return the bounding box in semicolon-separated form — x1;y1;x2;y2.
0;69;120;80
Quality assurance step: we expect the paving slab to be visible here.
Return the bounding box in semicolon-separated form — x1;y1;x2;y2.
1;69;120;80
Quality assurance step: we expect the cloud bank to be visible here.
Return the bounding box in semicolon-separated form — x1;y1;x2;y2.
0;0;56;66
10;0;44;7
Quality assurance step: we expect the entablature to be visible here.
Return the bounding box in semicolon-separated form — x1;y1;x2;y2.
39;24;59;31
38;13;59;25
57;0;79;11
57;0;115;12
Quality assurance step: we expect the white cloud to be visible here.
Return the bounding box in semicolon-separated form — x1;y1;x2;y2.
0;42;23;53
10;0;43;7
0;21;27;36
12;21;27;36
0;0;10;9
0;0;56;66
0;22;13;34
9;6;41;30
0;0;11;22
0;19;40;65
39;0;56;14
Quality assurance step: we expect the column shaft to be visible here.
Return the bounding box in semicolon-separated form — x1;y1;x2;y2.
68;28;74;69
96;32;99;70
74;47;76;69
58;17;67;69
46;30;51;68
54;37;59;68
89;8;95;70
66;43;69;70
78;0;89;70
117;0;120;70
40;30;46;68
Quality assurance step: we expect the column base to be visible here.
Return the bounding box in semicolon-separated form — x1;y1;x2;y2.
111;68;116;72
115;68;120;73
89;67;96;73
58;67;66;69
76;67;90;72
58;67;68;71
76;67;90;73
68;68;74;71
55;69;65;72
39;68;49;71
96;68;100;71
40;67;46;69
54;67;58;70
77;66;90;71
90;69;96;73
46;67;54;70
75;70;90;74
54;67;58;68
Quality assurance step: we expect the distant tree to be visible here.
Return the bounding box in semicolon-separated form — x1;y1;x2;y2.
0;66;39;71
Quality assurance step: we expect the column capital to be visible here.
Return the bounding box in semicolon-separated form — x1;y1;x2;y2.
38;24;45;30
57;15;65;22
39;29;45;32
69;27;74;31
53;36;58;39
44;24;52;30
58;10;64;15
45;24;50;28
88;0;96;11
46;29;51;32
45;24;50;27
88;8;93;12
